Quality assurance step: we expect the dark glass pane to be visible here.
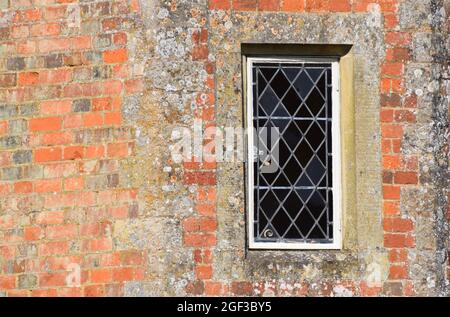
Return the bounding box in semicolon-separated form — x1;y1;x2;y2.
293;71;314;99
260;67;277;82
259;86;278;116
284;67;300;81
306;68;323;83
306;122;325;150
296;207;315;236
284;158;302;185
270;71;290;99
305;88;325;117
294;139;313;167
271;210;291;236
282;87;302;116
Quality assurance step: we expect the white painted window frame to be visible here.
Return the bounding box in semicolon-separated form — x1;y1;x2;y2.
246;56;342;250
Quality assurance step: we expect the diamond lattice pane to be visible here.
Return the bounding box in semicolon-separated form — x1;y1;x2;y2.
253;62;334;244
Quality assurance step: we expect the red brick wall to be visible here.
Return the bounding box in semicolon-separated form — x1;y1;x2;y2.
0;0;144;296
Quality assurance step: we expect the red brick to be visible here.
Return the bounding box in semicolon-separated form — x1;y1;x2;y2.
13;9;42;23
84;285;105;297
196;204;216;217
102;17;121;31
184;233;216;247
381;93;401;107
85;145;105;159
43;5;67;21
329;0;351;12
63;146;85;160
125;79;143;94
38;38;70;53
34;179;61;193
24;226;42;241
209;0;231;9
11;25;29;39
39;272;67;287
389;249;408;263
104;112;122;125
82;113;103;127
14;181;32;194
0;74;16;88
384;233;415;248
360;281;382;297
382;139;392;154
103;48;128;64
381;62;404;78
386;48;410;62
197;187;216;202
385;32;412;46
383;201;400;216
389;265;409;279
383;185;400;200
120;250;144;266
112;268;144;282
31;289;57;297
41;131;73;146
107;142;129;158
233;0;257;11
39;241;69;256
30;117;62;132
34;147;62;162
40;100;72;115
17;40;37;54
381;109;394;122
85;238;112;252
204;281;224;296
92;97;113;111
0;276;16;290
18;72;39;86
36;211;65;225
383;155;400;169
184;172;216;185
0;121;7;136
381;78;403;93
45;224;78;240
305;0;329;12
394;110;416;123
258;0;280;11
192;45;209;60
64;177;84;191
113;32;127;45
404;94;417;108
30;23;61;37
231;281;253;295
91;268;113;283
394;172;418;185
109;205;128;219
383;218;414;232
392;139;402;153
384;14;398;29
196;265;213;280
381;124;403;138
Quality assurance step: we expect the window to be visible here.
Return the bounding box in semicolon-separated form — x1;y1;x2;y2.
246;57;341;250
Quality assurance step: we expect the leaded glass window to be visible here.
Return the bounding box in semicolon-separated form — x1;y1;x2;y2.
246;57;341;250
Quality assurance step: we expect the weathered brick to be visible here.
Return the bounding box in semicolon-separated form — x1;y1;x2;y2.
72;99;91;112
12;150;32;164
18;274;37;289
7;57;26;71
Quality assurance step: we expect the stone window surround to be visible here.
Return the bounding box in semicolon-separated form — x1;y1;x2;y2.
211;12;388;283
